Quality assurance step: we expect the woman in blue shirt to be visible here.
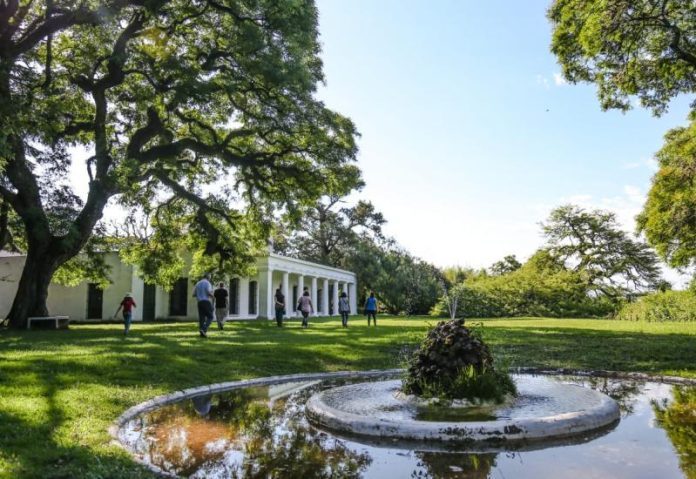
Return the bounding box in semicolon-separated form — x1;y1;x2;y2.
364;291;378;326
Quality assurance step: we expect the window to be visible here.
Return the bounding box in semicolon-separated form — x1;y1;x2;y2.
169;277;188;316
248;281;258;315
229;278;239;315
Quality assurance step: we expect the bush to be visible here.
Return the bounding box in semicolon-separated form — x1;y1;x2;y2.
616;290;696;322
431;269;616;319
402;320;516;402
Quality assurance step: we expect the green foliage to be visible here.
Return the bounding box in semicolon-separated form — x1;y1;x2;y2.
653;386;696;478
549;0;696;116
402;320;517;402
433;250;616;318
616;290;696;322
0;0;360;323
638;117;696;269
362;246;442;315
489;254;522;276
542;205;663;299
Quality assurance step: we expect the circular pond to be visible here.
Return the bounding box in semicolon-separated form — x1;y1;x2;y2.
114;370;696;478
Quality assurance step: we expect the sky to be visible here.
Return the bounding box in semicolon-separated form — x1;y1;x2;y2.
313;0;693;286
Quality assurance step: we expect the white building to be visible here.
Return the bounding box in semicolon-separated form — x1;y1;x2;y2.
0;251;357;321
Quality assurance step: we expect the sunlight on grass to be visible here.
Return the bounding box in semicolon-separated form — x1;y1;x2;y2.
0;316;694;477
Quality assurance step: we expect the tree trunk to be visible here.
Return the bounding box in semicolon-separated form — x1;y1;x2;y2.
6;245;61;329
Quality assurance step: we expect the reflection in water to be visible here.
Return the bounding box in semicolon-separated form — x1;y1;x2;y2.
125;384;371;478
120;376;694;479
653;386;696;479
411;452;497;479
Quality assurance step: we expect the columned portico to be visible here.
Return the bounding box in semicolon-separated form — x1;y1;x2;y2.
256;254;357;320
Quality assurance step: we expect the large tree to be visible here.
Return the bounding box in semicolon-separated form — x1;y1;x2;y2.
0;0;358;328
542;205;662;298
549;0;696;270
637;117;696;269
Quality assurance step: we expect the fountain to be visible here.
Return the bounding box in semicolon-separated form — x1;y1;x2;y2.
305;320;620;445
111;320;695;478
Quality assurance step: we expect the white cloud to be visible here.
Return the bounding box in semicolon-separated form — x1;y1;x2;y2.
553;72;567;86
622;157;658;171
536;74;550;89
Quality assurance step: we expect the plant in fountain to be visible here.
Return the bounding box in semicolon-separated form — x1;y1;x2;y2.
402;320;516;403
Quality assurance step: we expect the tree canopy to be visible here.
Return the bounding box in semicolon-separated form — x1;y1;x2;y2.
549;0;696;116
637;116;696;269
0;0;359;327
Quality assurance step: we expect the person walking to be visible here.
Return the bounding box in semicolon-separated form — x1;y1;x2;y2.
297;290;314;328
274;287;286;327
365;291;378;326
338;291;350;327
213;282;228;330
194;273;215;337
113;292;137;335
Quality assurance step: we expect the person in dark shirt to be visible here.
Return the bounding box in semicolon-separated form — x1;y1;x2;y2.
114;293;137;336
275;287;286;327
213;282;228;330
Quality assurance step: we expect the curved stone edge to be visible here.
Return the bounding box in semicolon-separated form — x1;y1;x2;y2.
305;381;621;444
109;368;696;478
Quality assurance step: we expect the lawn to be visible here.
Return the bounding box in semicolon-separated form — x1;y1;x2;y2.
0;316;694;478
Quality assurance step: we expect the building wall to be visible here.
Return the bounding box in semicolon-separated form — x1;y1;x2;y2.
0;252;357;322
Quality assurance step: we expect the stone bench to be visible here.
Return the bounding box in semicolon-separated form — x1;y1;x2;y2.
26;316;70;330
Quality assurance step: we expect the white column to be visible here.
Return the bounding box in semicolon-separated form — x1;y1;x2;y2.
332;280;339;316
322;278;329;316
349;282;357;314
311;277;318;316
266;269;274;320
282;272;289;317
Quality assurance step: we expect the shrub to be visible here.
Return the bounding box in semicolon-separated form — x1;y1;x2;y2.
616;291;696;322
401;319;516;402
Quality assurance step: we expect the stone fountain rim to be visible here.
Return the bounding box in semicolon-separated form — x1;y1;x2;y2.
109;368;696;478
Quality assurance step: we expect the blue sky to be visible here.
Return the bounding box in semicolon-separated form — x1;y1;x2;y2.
315;0;692;283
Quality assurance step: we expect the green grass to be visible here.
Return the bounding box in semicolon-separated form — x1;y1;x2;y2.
0;316;694;478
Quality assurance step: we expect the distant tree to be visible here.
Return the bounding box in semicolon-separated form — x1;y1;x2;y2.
549;0;696;116
637;118;696;270
373;249;442;315
489;255;522;276
542;205;663;298
278;194;386;266
0;1;358;328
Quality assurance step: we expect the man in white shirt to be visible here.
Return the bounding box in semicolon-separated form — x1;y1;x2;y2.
193;273;215;337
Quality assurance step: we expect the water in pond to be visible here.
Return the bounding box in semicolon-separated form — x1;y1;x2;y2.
119;374;695;478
